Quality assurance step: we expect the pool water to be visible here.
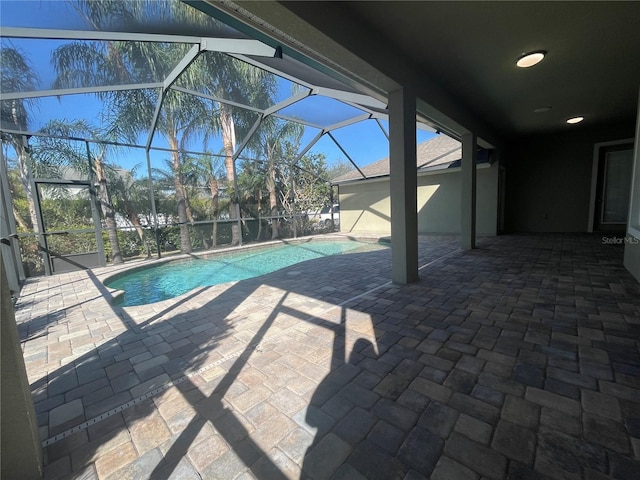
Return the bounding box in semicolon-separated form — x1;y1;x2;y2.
106;240;386;306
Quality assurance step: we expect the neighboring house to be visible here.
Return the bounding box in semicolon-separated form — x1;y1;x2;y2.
332;134;500;236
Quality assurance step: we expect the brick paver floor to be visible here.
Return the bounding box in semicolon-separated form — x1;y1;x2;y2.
13;233;640;480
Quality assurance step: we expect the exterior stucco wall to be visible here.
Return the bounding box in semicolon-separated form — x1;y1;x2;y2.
624;240;640;282
624;91;640;283
339;180;392;235
339;163;499;235
417;164;498;235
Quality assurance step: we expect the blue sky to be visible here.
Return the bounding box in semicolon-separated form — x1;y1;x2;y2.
1;0;436;175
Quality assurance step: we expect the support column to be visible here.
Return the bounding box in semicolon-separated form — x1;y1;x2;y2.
461;132;478;249
389;86;418;284
1;252;43;479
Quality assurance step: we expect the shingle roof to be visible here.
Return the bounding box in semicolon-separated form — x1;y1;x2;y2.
332;134;461;183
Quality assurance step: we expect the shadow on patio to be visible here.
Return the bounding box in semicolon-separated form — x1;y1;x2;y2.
14;234;640;480
19;236;415;479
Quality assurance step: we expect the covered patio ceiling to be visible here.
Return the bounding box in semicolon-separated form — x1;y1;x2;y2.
206;1;640;145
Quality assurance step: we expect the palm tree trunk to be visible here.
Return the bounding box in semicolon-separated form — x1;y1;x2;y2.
124;202;150;258
185;193;195;223
169;138;192;253
256;188;263;241
12;204;28;231
95;159;123;264
102;201;122;264
268;156;278;240
25;184;39;233
209;176;219;248
14;142;39;233
221;106;240;246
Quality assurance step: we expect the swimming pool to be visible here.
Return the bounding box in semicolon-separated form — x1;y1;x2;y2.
105;239;386;306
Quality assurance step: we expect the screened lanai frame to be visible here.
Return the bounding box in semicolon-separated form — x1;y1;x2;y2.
0;7;437;289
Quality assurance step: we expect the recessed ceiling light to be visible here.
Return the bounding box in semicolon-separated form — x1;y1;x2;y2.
534;107;551;113
566;116;584;124
516;51;546;68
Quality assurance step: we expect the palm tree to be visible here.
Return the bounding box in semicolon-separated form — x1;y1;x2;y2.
152;154;202;245
180;153;225;248
52;35;208;253
181;53;276;245
237;157;267;241
0;46;42;233
56;0;277;249
4;158;31;232
205;159;223;247
33;119;125;263
246;118;303;239
138;0;276;244
108;165;152;258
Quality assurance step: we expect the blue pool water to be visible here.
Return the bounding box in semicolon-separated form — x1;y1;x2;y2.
106;240;386;306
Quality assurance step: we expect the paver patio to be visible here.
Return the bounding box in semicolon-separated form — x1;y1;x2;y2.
13;233;640;480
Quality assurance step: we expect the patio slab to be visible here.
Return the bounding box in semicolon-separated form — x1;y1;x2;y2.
12;234;640;480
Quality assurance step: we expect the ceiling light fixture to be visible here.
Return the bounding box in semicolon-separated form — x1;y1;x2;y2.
566;116;584;124
534;107;551;113
516;51;546;68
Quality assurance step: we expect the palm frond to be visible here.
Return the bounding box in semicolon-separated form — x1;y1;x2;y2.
52;41;112;89
0;46;41;133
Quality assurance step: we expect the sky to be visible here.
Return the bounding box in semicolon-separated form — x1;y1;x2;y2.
1;0;436;176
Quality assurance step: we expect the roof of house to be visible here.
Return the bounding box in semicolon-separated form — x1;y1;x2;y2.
332;134;462;184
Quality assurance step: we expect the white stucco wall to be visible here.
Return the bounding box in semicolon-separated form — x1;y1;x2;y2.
338;163;499;236
624;89;640;282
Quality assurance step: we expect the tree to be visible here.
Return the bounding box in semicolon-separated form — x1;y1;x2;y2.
152;153;223;249
33;119;124;264
56;0;276;250
107;165;152;258
280;147;331;220
0;46;42;233
3;151;44;275
245;118;303;239
327;159;353;180
237;157;267;241
182;52;276;245
107;169;150;259
52;31;209;253
3;165;29;231
180;154;225;248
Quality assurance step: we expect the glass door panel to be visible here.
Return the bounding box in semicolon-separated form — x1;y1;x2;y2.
601;149;633;224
